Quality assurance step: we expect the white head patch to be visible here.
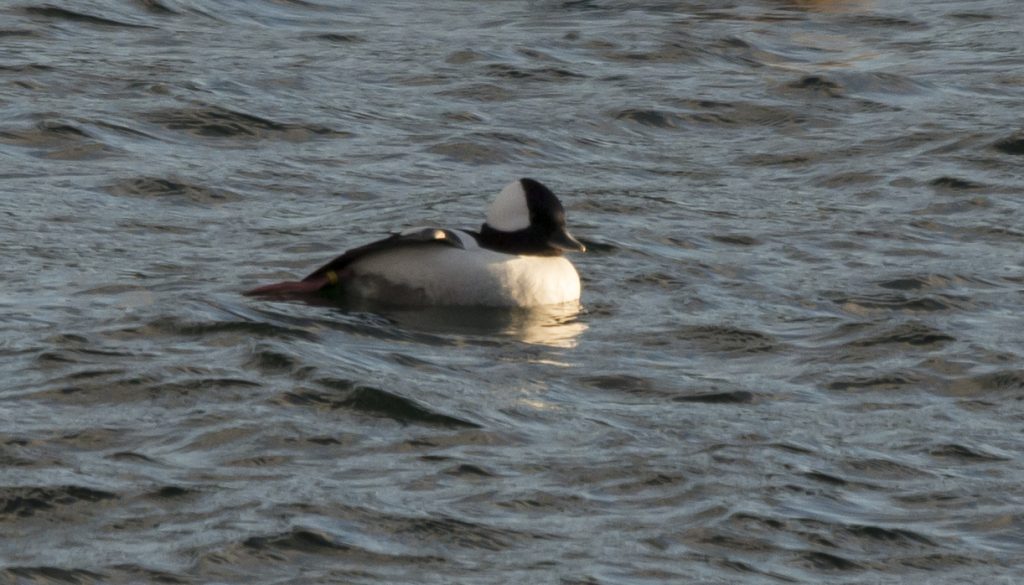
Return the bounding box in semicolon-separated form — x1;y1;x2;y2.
485;180;531;232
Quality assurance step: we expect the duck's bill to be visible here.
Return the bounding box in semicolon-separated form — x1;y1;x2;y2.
549;228;586;252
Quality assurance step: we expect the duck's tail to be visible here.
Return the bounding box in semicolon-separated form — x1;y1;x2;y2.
244;275;331;297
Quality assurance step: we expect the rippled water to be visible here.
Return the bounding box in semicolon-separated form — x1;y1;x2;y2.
2;1;1023;583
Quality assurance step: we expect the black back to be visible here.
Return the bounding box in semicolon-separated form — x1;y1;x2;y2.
303;228;465;281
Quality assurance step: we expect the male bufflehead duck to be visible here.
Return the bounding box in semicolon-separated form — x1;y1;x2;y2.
246;178;585;307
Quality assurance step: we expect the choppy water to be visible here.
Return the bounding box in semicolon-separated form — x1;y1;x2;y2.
2;1;1023;583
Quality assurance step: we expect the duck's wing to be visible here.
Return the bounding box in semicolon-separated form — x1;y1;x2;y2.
304;228;467;281
245;228;468;297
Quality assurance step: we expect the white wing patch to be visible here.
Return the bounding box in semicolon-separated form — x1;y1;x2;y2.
398;227;447;239
485;180;531;232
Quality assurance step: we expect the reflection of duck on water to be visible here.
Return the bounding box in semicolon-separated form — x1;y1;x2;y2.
247;178;586;309
378;303;588;349
776;0;871;13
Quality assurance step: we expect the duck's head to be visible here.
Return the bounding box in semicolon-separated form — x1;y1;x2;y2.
480;178;586;256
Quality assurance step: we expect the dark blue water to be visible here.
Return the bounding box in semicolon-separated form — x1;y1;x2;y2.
2;1;1023;583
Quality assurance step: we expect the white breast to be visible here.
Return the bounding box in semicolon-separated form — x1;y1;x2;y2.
344;232;581;307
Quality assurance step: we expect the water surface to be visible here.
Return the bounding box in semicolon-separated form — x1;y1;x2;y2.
2;1;1023;583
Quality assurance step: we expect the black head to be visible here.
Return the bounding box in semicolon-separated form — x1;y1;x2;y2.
479;178;586;256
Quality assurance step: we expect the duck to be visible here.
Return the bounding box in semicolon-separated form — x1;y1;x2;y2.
245;178;586;307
